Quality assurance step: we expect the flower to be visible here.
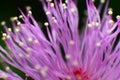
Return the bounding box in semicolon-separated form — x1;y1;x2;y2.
0;0;120;80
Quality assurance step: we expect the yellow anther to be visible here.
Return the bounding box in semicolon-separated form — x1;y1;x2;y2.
34;65;41;70
71;8;75;13
96;42;101;47
116;15;120;19
1;21;6;26
26;6;31;10
18;53;23;58
10;16;18;21
69;40;75;45
46;0;52;2
65;0;68;3
92;0;95;2
26;47;31;52
18;42;24;46
46;11;51;15
5;66;10;71
8;28;12;32
2;37;6;40
100;0;105;3
65;54;71;59
2;33;7;37
52;17;57;23
34;39;39;44
17;21;21;25
6;35;10;39
27;37;33;42
19;15;23;18
95;22;99;27
15;27;20;32
44;22;49;26
40;66;48;77
88;23;92;28
109;19;114;24
108;8;113;15
1;73;7;79
28;10;32;14
50;3;54;7
62;3;67;9
26;54;30;58
72;60;78;66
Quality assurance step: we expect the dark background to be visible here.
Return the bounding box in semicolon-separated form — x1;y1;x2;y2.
0;0;119;26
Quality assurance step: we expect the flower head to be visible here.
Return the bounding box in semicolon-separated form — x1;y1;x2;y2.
0;0;120;80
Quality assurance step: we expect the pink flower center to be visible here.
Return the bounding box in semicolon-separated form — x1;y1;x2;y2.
59;68;89;80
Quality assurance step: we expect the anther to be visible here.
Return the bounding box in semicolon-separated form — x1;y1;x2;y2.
8;28;12;32
5;66;10;71
50;3;54;7
44;22;49;26
62;3;67;9
116;15;120;19
40;66;48;77
34;65;41;70
1;73;7;79
69;40;75;45
100;0;105;3
65;54;71;59
96;42;101;47
46;11;51;15
18;53;23;58
10;16;18;21
33;39;39;44
108;8;113;15
1;21;6;26
71;8;75;13
27;37;33;42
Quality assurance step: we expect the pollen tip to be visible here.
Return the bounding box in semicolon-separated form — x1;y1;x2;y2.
69;40;75;45
1;21;6;26
1;73;7;79
65;54;71;59
46;11;51;15
109;19;114;24
33;39;39;44
40;66;48;77
10;16;18;21
19;15;23;18
27;37;33;42
8;28;12;32
5;66;10;71
44;22;49;26
116;15;120;19
108;8;113;15
96;42;101;47
62;3;67;9
71;8;75;13
72;60;78;66
18;53;23;58
50;3;54;7
100;0;105;3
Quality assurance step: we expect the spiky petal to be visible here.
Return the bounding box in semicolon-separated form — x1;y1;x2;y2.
0;0;120;80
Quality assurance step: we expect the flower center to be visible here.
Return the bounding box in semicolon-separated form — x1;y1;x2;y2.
59;68;89;80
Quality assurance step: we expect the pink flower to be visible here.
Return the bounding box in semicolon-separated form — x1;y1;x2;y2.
0;0;120;80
